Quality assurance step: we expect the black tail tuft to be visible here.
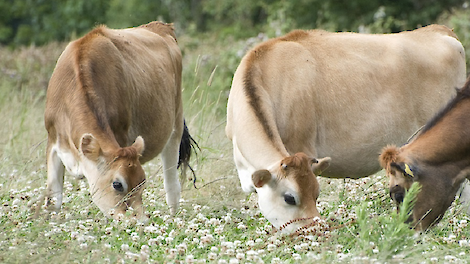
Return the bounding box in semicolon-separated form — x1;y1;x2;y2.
178;120;199;188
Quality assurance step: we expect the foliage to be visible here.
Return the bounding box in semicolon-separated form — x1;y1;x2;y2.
0;0;109;46
0;0;468;47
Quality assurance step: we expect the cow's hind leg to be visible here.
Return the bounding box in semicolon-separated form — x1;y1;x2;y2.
45;142;65;211
161;130;182;215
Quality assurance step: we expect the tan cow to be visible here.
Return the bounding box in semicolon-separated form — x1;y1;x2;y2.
44;21;195;218
226;24;466;232
379;76;470;230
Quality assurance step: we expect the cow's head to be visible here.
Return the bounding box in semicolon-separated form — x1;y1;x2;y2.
252;152;331;233
79;134;146;218
379;145;468;230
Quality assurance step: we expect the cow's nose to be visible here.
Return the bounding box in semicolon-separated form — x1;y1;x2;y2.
394;192;404;204
390;185;405;204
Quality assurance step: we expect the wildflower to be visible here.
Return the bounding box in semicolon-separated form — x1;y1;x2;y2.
267;244;277;252
186;254;195;264
120;244;130;252
459;240;469;247
224;214;232;223
292;253;301;260
201;234;214;246
148;238;159;246
125;252;140;262
208;252;217;261
271;257;282;264
236;253;245;260
229;258;239;264
237;223;247;230
177;243;187;255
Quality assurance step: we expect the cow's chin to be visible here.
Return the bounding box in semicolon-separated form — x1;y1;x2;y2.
257;196;318;234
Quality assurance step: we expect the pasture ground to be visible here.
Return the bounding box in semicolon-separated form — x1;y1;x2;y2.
1;27;470;263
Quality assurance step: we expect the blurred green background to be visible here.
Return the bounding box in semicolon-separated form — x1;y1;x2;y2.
1;0;469;47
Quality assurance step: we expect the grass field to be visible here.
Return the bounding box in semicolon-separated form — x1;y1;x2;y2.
1;24;470;263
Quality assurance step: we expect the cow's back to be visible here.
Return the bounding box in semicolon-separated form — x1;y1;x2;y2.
227;25;466;179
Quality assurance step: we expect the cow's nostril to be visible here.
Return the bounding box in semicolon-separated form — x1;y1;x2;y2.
394;192;404;204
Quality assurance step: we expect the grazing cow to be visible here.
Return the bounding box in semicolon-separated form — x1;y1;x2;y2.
379;76;470;230
226;24;466;232
44;21;195;218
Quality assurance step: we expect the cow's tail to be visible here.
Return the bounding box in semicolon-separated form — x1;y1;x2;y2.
178;120;199;188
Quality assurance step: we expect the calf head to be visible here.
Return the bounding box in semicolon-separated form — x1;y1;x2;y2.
379;145;468;230
252;152;331;233
79;134;146;218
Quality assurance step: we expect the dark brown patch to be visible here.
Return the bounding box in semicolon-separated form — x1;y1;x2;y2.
420;78;470;135
74;26;110;132
243;64;274;140
242;30;310;142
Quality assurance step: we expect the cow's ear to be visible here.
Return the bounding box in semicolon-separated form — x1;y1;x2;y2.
252;170;272;188
311;157;331;175
132;136;145;155
79;133;101;161
391;162;416;179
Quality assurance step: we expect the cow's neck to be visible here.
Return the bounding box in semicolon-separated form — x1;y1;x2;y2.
407;99;470;167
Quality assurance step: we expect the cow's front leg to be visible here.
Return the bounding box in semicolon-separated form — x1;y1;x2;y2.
45;145;65;211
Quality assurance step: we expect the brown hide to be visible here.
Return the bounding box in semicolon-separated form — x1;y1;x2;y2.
44;21;183;216
379;77;470;230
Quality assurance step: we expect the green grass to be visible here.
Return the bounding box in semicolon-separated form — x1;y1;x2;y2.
1;21;470;263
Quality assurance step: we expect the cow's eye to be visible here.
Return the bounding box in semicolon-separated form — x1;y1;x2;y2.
284;193;296;205
113;181;124;192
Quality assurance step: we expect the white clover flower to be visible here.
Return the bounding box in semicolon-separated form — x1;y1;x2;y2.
236;253;245;260
201;234;214;246
125;252;140;261
177;243;187;255
271;257;282;264
292;253;301;260
236;223;246;230
245;240;255;247
71;231;79;239
229;258;239;264
79;243;88;250
148;238;159;246
226;249;235;256
165;237;174;244
193;204;202;212
144;225;158;233
459;240;469;247
218;260;228;264
215;226;224;235
186;254;195;264
224;214;232;223
255;238;263;244
208;252;218;261
121;244;130;252
267;244;277;252
209;218;221;226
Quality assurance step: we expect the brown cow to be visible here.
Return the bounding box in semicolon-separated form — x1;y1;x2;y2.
44;21;195;218
226;24;466;232
379;76;470;230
